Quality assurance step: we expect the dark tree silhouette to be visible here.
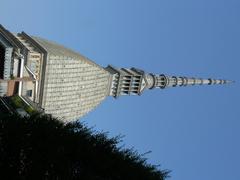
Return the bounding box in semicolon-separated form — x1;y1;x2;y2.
0;112;169;180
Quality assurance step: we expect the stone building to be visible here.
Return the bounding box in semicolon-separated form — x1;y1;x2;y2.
0;25;232;121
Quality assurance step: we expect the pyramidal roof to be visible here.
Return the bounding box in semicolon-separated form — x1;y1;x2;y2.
32;37;111;121
0;25;232;122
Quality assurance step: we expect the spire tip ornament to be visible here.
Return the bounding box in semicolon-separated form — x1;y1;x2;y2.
225;80;235;84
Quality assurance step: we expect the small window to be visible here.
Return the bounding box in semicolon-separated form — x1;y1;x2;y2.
26;90;32;97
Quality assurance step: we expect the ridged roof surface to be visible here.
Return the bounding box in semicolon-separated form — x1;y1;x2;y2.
32;37;110;121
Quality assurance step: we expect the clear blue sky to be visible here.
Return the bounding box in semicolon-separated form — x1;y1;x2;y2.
1;0;240;179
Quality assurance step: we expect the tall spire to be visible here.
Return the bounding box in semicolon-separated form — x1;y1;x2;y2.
105;65;232;98
146;74;233;89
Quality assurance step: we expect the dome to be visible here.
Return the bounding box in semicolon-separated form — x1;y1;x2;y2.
32;37;111;121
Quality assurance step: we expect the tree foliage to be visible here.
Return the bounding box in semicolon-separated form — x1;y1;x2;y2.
0;113;169;180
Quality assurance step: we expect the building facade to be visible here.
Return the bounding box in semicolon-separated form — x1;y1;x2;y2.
0;25;231;121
